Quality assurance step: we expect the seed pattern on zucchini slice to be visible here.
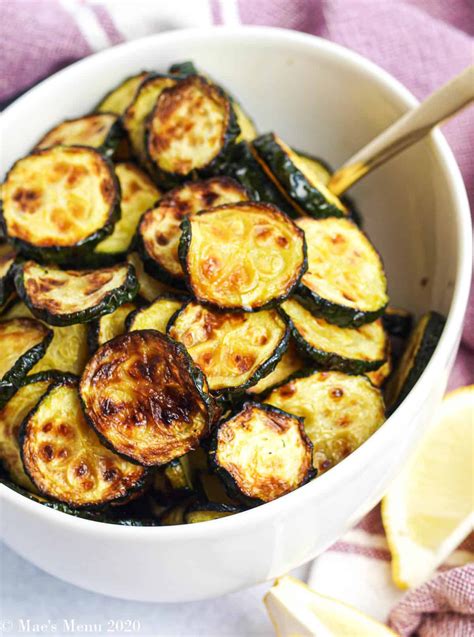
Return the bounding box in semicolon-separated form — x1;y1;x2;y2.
266;371;385;473
138;177;249;285
35;114;122;157
210;403;314;504
97;72;149;116
247;340;306;396
180;202;307;311
0;374;55;490
146;75;239;179
184;502;242;524
0;318;52;406
1;146;120;261
20;377;147;508
126;252;181;302
80;330;215;466
88;302;137;352
252;133;347;218
15;261;138;326
95;162;160;258
385;311;445;413
123;74;177;169
296;217;388;327
168;301;289;393
126;295;185;334
281;299;387;374
0;247;16;306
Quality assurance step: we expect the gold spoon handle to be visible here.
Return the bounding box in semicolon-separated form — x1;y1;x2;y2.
328;65;474;197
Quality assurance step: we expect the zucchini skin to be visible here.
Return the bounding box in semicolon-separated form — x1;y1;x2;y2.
383;307;413;339
0;147;121;264
168;61;198;77
252;133;346;219
126;293;188;333
0;250;16;306
184;501;242;523
14;262;139;327
95;71;150;116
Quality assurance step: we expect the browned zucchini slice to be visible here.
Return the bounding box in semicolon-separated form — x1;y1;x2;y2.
210;403;314;504
123;74;177;168
0;373;55;490
15;261;138;326
97;72;149;116
1;146;120;261
180;202;307;311
184;502;242;524
146;75;239;179
126;295;185;333
163;455;195;494
168;301;289;394
126;252;181;302
0;318;52;405
197;470;239;506
35;114;121;157
80;330;215;466
265;371;385;473
137;177;249;285
20;377;147;508
296;217;388;326
88;302;137;352
95;162;160;258
246;340;306;396
281;299;387;374
366;350;392;388
0;246;16;306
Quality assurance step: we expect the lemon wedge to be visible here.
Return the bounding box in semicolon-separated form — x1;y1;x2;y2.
264;575;397;636
382;385;474;589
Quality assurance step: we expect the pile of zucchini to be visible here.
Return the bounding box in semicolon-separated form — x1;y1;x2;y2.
0;62;445;525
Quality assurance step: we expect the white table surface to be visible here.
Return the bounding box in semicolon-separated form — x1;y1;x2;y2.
0;541;309;636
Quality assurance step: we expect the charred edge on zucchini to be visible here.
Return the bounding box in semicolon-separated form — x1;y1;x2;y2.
0;248;16;306
0;318;53;406
296;217;388;327
35;114;123;158
385;311;445;413
94;162;161;258
179;202;307;312
158;498;196;525
184;501;242;523
197;470;240;507
0;146;121;262
19;376;147;508
80;330;216;466
146;75;240;180
96;71;150;116
252;133;348;218
126;294;186;334
265;370;385;473
137;176;249;286
246;340;307;396
15;261;138;327
126;252;181;302
383;307;414;339
87;302;137;353
168;300;290;394
280;299;387;374
209;402;315;505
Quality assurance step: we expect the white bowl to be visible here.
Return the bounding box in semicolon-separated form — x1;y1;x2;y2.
0;26;471;603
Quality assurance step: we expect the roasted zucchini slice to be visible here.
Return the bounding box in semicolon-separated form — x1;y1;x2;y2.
88;302;136;352
96;71;149;116
197;470;239;506
158;499;194;525
252;133;347;218
366;350;392;388
385;311;445;412
80;330;215;466
35;114;122;157
210;403;314;504
1;146;120;262
20;377;147;508
15;261;138;326
0;246;16;306
383;306;413;339
126;252;181;302
180;202;307;311
146;75;239;179
126;295;185;333
265;371;385;473
168;61;198;77
94;162;160;258
281;299;387;374
123;74;177;168
163;455;195;494
246;340;306;396
184;502;242;524
296;217;388;327
168;301;289;394
0;373;56;490
137;177;249;286
0;318;52;406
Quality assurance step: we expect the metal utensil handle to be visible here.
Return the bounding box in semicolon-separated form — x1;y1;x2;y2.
328;65;474;196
